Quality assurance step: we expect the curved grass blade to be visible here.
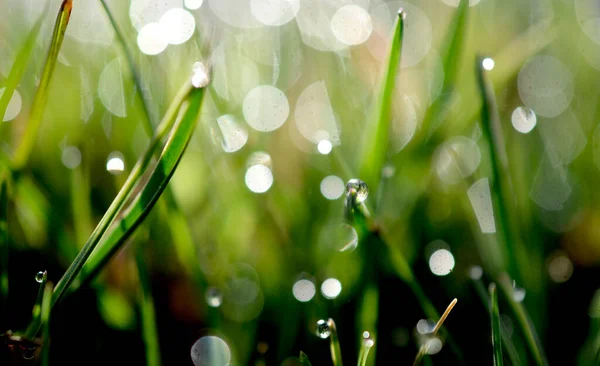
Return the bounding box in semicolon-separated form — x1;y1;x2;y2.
40;282;53;366
328;318;343;366
489;283;504;366
358;10;404;193
357;332;374;366
299;351;313;366
0;1;50;132
498;277;547;366
72;86;205;290
413;299;458;366
421;0;469;139
50;81;196;310
13;0;73;169
23;270;47;339
136;246;161;366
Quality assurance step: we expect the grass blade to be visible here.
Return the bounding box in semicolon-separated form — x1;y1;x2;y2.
13;0;73;169
422;0;469;139
498;277;547;366
0;2;50;131
358;10;404;193
328;318;343;366
50;79;197;310
357;332;374;366
72;85;205;290
489;283;504;366
40;282;53;366
24;270;47;338
136;246;161;366
299;351;313;366
413;298;458;366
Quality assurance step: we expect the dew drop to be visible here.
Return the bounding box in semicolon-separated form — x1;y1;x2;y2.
192;62;210;88
425;337;443;355
35;271;46;283
511;106;537;134
362;331;375;347
345;179;369;203
513;287;526;302
315;319;331;339
205;287;223;308
398;7;406;20
21;346;36;360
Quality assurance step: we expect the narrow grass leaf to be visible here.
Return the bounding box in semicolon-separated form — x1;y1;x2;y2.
357;332;375;366
299;351;313;366
40;282;53;366
73;86;205;290
328;318;343;366
413;299;458;366
358;11;404;193
489;283;504;366
50;81;196;310
0;2;50;130
24;270;47;338
13;0;73;169
136;247;161;366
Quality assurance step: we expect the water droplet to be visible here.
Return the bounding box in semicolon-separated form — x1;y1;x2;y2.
205;287;223;308
428;249;455;276
292;279;316;302
21;346;36;360
345;179;369;203
511;106;537;134
321;278;342;300
416;319;435;334
425;337;443;355
106;152;125;175
398;8;406;20
315;319;331;339
482;57;495;71
35;271;46;283
192;62;210;88
191;335;231;366
362;331;375;347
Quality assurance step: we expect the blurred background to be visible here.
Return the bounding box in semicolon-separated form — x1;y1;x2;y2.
1;0;599;364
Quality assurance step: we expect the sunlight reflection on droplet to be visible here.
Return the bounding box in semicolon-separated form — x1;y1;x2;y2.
243;85;289;132
518;55;573;118
511;106;537;134
192;63;210;88
0;88;22;122
137;22;169;55
317;140;333;155
160;8;195;45
293;279;316;302
98;58;127;118
316;319;332;339
321;278;342;299
345;179;369;203
106;152;125;175
429;249;455;276
191;336;231;366
61;146;82;169
205;287;223;308
320;176;345;200
250;0;300;26
468;178;496;234
245;165;273;194
330;5;373;46
185;0;203;10
547;252;573;283
217;115;248;153
482;57;495;70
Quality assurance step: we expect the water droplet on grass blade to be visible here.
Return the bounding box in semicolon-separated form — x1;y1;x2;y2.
425;337;443;355
511;106;537;134
192;62;210;88
345;179;368;203
398;8;406;20
315;319;331;339
205;287;223;308
362;331;375;347
35;271;46;283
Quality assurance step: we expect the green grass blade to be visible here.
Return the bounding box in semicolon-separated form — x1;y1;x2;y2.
0;2;50;131
357;332;374;366
357;285;378;366
136;247;161;366
13;0;73;169
0;169;9;306
50;81;196;310
24;270;47;338
72;86;205;289
489;283;504;366
40;282;53;366
475;56;522;280
328;318;343;366
422;0;469;139
299;351;313;366
498;278;548;366
358;10;404;193
413;299;457;366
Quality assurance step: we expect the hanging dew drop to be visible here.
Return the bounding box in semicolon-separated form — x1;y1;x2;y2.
362;331;375;347
205;287;223;308
315;319;331;339
345;179;369;203
398;7;407;20
35;271;46;283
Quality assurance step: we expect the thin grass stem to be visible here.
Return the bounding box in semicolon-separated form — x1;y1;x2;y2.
489;283;504;366
328;318;343;366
